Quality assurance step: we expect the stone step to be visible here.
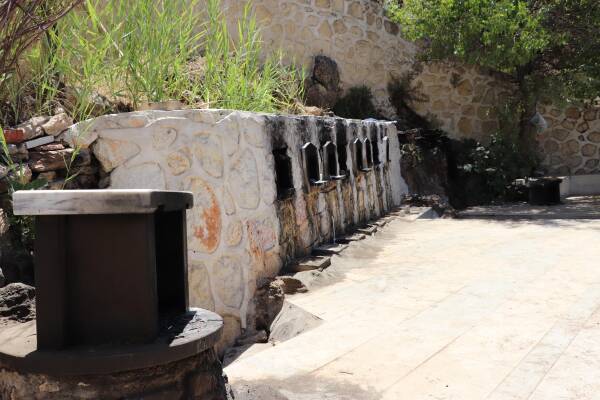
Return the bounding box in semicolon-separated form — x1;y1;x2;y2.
374;219;388;228
336;233;366;243
357;225;378;235
312;243;349;256
286;256;331;273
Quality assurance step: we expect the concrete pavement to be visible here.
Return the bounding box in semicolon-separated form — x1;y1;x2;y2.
226;215;600;399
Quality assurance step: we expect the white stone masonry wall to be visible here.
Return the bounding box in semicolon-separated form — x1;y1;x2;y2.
65;109;405;349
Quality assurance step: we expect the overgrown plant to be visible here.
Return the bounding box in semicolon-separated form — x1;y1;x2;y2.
49;0;203;115
1;0;305;126
333;86;380;120
0;0;82;79
0;127;46;246
0;1;82;125
202;0;304;113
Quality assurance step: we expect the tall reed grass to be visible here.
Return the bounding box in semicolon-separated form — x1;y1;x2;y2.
0;0;304;126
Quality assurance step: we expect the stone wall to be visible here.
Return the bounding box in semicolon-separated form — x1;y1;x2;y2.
537;104;600;175
216;0;416;116
66;109;405;350
410;64;518;141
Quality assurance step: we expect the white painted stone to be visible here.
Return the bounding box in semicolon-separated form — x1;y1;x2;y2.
211;256;245;309
193;135;224;178
225;218;244;247
110;163;166;190
218;114;241;156
241;114;267;148
60;120;98;149
228;149;260;210
188;261;216;311
153;127;177;150
116;114;150;129
167;151;191;176
223;187;236;215
186;176;221;254
246;217;277;253
93;138;140;172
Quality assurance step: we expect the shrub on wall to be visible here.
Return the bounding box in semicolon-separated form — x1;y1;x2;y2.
333;86;380;120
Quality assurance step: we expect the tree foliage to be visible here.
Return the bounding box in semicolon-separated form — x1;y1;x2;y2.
387;0;600;100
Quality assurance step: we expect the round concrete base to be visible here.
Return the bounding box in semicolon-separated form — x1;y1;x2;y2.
0;308;229;399
0;348;230;399
0;308;222;375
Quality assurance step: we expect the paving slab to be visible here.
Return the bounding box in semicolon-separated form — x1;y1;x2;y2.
459;196;600;220
357;225;378;235
312;243;348;256
336;233;366;243
285;256;331;273
227;216;600;400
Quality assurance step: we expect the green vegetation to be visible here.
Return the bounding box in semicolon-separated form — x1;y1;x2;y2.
333;86;380;120
387;0;600;158
0;0;305;126
202;0;304;113
0;127;45;246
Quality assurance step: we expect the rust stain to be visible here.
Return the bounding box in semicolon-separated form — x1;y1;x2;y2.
188;177;221;253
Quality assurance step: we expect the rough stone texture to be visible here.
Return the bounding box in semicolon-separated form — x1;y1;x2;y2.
537;104;600;175
69;109;405;350
410;65;515;141
0;283;35;323
41;113;73;136
254;278;285;332
215;0;412;116
0;348;230;399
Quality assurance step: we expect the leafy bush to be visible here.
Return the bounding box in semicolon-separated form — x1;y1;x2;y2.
448;134;537;207
333;86;380;120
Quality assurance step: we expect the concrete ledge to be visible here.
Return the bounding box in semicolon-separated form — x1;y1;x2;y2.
560;174;600;198
13;190;193;215
458;196;600;220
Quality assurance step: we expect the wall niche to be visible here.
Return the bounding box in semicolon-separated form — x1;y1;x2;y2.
273;147;295;199
302;142;324;185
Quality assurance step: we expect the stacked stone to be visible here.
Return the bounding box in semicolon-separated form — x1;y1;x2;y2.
538;105;600;175
0;113;101;194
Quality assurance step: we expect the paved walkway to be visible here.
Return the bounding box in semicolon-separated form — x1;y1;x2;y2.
459;196;600;220
226;215;600;400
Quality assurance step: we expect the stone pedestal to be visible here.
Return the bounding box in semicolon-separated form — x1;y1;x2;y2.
1;190;228;399
0;347;229;399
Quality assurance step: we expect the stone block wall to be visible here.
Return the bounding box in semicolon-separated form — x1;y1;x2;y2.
66;109;405;350
537;104;600;175
215;0;416;115
410;64;518;141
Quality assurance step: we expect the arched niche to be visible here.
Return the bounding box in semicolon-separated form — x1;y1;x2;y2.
372;135;381;166
301;142;322;185
323;141;345;180
383;136;390;163
273;147;295;199
363;138;373;169
353;138;364;172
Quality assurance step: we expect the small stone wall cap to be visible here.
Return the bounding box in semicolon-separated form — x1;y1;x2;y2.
12;189;193;216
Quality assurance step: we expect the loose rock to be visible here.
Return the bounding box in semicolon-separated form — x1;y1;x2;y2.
254;278;285;331
16;116;50;141
277;276;308;295
41;113;74;136
0;283;35;323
